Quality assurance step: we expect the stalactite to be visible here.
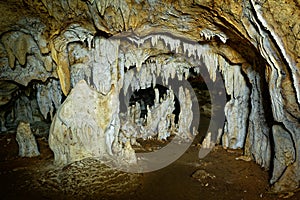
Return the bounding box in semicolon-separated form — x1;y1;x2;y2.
36;79;62;120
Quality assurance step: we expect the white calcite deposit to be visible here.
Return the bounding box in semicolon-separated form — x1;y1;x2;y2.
49;80;130;166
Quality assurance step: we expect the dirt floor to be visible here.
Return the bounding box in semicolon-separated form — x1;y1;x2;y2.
1;122;300;200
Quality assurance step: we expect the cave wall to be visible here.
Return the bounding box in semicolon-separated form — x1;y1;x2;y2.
0;0;299;193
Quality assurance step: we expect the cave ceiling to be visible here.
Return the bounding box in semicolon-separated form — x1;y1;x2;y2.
0;0;299;95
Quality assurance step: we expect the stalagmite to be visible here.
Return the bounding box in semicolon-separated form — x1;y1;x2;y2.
134;102;141;123
143;89;175;139
222;65;250;149
244;67;271;169
154;88;159;105
16;121;40;157
105;114;119;156
157;115;171;141
119;117;140;145
49;80;130;166
121;141;137;164
202;132;212;149
177;86;194;141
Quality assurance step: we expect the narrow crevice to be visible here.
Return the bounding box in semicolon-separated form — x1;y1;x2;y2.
94;30;112;39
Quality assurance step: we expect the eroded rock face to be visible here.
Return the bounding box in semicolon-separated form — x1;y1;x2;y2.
0;0;299;193
271;125;295;186
0;81;18;132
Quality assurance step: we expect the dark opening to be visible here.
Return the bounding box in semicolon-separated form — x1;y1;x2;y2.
129;84;180;124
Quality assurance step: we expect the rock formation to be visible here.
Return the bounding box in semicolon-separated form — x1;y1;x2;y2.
16;121;40;157
0;0;299;193
49;80;130;166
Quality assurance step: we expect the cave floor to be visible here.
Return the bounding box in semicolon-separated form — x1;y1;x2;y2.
0;129;299;200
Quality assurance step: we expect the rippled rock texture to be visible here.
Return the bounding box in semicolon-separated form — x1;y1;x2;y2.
0;0;299;193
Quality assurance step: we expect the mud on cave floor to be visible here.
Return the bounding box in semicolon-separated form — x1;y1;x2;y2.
0;122;300;200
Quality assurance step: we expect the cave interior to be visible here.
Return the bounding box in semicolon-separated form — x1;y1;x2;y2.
0;0;300;199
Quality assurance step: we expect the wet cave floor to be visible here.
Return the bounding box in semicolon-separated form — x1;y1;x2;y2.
0;118;299;200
